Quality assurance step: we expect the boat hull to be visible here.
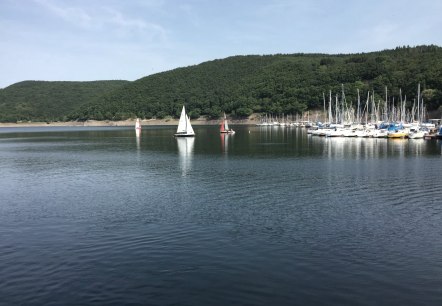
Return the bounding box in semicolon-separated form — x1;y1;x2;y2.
408;132;425;139
175;133;195;137
387;132;408;138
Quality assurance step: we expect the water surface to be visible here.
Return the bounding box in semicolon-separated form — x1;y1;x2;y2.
1;125;442;305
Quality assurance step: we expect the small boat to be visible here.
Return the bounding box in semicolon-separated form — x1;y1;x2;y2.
408;131;425;139
386;123;408;139
372;129;388;138
174;106;195;137
135;118;142;130
220;113;235;134
387;130;408;138
342;128;357;137
326;128;345;137
355;129;369;137
408;128;428;139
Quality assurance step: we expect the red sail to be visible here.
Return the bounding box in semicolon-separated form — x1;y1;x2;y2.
220;120;225;132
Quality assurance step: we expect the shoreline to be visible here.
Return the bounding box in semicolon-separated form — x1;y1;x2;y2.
0;117;258;128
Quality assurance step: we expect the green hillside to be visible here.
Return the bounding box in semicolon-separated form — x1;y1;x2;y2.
69;45;442;121
1;45;442;123
0;80;129;122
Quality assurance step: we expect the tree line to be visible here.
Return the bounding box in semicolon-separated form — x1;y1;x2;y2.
0;80;128;122
1;45;442;123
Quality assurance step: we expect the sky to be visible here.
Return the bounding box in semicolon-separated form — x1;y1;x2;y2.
1;0;442;88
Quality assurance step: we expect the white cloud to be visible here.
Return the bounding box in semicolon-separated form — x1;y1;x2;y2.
33;0;167;42
34;0;93;28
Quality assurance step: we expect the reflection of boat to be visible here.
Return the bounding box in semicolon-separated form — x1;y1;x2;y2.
177;137;195;156
135;128;141;149
220;133;229;153
135;118;142;130
220;113;235;134
177;137;195;176
175;106;195;137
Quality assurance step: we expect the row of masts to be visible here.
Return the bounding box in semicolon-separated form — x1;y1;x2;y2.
322;84;427;126
258;84;429;127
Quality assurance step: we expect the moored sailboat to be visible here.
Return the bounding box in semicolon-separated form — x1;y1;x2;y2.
175;106;195;137
386;123;408;138
408;127;428;139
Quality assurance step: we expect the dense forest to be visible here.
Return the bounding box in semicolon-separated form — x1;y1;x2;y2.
1;45;442;122
0;80;129;122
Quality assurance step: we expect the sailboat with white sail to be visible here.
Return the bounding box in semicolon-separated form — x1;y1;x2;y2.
135;118;142;130
175;105;195;137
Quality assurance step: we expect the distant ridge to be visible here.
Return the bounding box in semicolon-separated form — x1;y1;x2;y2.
1;45;441;122
0;80;129;122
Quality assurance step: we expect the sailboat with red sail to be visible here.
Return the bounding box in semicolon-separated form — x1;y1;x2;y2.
220;113;235;134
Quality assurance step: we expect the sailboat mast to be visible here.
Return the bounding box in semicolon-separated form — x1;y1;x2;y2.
329;90;333;124
335;94;339;124
323;92;326;123
384;86;388;122
417;83;421;123
341;84;345;124
365;91;370;124
357;88;360;125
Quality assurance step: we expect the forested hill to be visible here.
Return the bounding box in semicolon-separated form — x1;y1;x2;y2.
69;45;442;121
0;80;129;122
2;45;442;123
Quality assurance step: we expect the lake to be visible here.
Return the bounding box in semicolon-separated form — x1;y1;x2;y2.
1;125;442;305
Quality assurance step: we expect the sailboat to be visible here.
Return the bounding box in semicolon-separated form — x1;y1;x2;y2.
220;113;235;134
135;118;142;130
175;105;195;137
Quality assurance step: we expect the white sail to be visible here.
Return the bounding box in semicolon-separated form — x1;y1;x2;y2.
135;118;141;130
220;112;235;134
176;106;187;134
224;114;229;130
175;105;195;137
186;115;195;135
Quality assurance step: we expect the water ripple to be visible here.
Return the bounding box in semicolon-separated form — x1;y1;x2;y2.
1;127;442;305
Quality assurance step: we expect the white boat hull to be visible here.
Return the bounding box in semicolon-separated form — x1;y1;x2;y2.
174;132;195;137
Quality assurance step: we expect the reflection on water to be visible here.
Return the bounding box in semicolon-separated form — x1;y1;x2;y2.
220;133;235;154
307;135;439;159
257;125;294;143
233;125;442;158
135;128;141;150
176;137;195;176
1;126;442;306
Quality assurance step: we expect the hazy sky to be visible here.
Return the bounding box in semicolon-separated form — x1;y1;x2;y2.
1;0;441;88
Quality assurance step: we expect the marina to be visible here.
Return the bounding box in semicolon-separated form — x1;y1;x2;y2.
256;85;442;140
